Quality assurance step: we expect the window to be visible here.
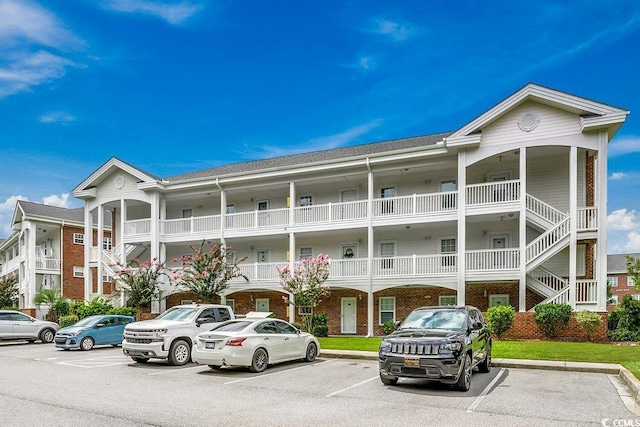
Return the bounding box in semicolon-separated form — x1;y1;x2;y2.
608;295;619;305
102;237;112;250
439;295;456;306
298;306;313;315
380;242;395;269
226;204;235;214
379;297;395;324
73;266;84;278
73;233;84;245
102;274;111;282
489;294;510;307
440;180;456;209
182;208;193;218
299;246;313;260
440;238;456;267
632;295;640;301
256;298;269;312
225;299;235;311
181;300;193;305
609;277;619;287
300;195;313;207
380;187;395;214
628;276;636;288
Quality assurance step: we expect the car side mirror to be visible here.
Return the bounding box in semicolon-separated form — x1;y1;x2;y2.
471;321;483;330
195;318;204;327
394;321;401;329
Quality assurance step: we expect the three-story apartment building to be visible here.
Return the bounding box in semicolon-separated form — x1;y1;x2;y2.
71;83;628;335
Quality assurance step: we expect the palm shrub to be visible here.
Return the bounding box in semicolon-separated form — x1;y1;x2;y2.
486;305;515;339
34;289;69;323
576;310;602;341
534;303;572;339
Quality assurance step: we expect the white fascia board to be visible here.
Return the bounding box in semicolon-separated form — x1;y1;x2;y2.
444;134;482;148
137;181;167;191
580;111;630;134
72;188;97;199
72;158;158;194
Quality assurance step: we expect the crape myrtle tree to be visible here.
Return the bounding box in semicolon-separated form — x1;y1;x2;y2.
277;254;331;332
172;241;248;303
0;274;18;308
112;258;170;320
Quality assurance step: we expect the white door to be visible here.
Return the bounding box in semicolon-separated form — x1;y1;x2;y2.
341;297;357;334
488;172;510;202
257;200;269;226
491;234;508;267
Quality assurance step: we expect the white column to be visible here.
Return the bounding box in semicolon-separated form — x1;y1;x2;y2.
596;133;608;310
569;146;577;308
289;182;295;227
119;199;126;264
288;231;296;323
150;193;160;313
519;147;527;312
26;225;37;310
219;189;226;245
97;204;104;295
457;150;466;306
367;169;374;336
84;204;93;301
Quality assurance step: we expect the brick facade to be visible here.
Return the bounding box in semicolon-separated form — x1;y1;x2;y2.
498;311;609;343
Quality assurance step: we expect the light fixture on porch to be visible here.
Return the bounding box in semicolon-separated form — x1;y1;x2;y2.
358;294;362;301
498;155;502;163
483;288;488;298
250;294;253;301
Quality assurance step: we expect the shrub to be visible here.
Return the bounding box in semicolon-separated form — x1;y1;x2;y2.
486;305;515;339
618;296;640;332
608;308;624;330
576;311;602;341
292;322;302;331
108;306;136;317
72;296;114;319
608;328;640;342
534;303;572;339
312;325;329;337
382;320;396;335
58;314;79;328
312;312;328;327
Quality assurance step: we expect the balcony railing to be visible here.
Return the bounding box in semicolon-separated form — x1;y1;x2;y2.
466;249;519;271
36;257;60;270
577;207;598;231
526;194;566;225
226;208;289;231
125;219;151;237
467;180;520;206
372;192;458;218
576;280;598;303
294;200;368;225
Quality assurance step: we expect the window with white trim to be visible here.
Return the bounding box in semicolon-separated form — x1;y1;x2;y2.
380;241;395;269
73;266;84;278
102;237;112;250
298;306;313;315
73;233;84;245
379;297;395;324
608;295;619;305
299;246;313;260
608;277;619;287
380;186;395;214
225;299;235;311
628;276;636;287
102;274;111;282
632;295;640;301
299;195;313;207
439;295;456;306
440;238;456;267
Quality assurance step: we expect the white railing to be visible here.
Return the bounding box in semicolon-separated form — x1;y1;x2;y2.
539;286;571;305
577;207;598;231
467;180;520;206
162;215;222;235
576;280;598;303
124;219;151;236
226;208;289;230
372;192;458;218
526;216;570;263
35;257;60;270
329;258;369;278
371;254;458;277
525;194;566;225
529;266;567;292
294;200;368;225
466;249;519;271
239;262;288;281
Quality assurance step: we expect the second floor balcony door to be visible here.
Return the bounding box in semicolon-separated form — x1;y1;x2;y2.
340;189;358;220
257;200;269;227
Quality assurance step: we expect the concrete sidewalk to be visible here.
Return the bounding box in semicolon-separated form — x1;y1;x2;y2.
319;349;640;404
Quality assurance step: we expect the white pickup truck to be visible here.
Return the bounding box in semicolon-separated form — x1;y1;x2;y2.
122;304;234;366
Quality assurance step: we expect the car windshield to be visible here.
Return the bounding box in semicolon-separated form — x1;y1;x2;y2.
156;307;199;321
72;316;102;328
213;321;253;332
400;309;466;330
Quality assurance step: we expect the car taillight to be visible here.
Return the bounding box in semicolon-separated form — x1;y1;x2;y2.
226;337;247;346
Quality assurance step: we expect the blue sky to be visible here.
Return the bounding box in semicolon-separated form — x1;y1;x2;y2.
0;0;639;254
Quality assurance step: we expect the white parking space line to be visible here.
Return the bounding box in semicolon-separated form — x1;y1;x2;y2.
56;355;132;369
148;365;208;376
466;368;506;412
325;376;379;397
224;359;337;385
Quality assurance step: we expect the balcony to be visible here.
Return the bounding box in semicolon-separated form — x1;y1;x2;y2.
36;257;60;271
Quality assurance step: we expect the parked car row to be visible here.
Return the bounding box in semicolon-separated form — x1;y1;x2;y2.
1;304;492;391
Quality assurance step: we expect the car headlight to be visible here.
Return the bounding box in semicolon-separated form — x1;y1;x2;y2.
441;342;462;351
70;330;84;337
379;340;392;353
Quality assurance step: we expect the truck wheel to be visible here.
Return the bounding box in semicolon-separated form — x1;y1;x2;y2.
478;345;491;373
455;353;472;391
380;375;398;386
168;339;191;366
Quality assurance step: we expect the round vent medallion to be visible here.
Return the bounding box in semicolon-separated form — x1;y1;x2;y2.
114;175;126;189
518;112;539;132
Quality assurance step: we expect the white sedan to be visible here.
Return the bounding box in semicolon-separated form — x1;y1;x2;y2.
192;314;319;373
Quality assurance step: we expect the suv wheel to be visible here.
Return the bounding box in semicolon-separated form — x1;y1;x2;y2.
455;353;472;391
380;375;398;386
478;345;491;373
168;339;191;366
39;328;55;344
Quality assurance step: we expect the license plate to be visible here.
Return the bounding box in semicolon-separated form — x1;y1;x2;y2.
404;358;419;367
205;342;215;350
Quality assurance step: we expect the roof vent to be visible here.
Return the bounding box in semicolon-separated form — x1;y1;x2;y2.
518;112;539;132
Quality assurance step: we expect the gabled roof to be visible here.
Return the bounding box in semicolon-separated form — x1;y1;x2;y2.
73;157;161;193
165;132;451;182
9;200;110;231
608;253;640;274
450;82;629;139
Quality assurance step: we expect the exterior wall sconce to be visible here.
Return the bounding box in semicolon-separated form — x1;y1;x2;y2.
358;294;362;301
483;288;488;298
250;294;253;301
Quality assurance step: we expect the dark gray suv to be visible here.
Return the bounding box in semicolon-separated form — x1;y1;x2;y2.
0;310;60;343
378;305;491;391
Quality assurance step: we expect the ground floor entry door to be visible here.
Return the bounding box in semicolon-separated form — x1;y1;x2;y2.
341;297;357;334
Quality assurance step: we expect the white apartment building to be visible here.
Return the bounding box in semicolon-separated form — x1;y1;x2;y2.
70;83;627;335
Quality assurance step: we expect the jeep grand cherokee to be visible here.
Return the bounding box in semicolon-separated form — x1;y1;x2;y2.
378;305;491;391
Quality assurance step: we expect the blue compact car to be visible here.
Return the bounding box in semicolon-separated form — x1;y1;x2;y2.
54;315;135;351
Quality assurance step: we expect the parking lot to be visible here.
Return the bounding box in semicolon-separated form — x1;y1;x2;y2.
1;341;639;427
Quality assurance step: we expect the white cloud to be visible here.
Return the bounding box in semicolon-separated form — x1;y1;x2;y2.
609;136;640;158
247;119;384;159
0;1;84;97
42;194;72;208
40;111;76;124
357;56;376;71
608;209;640;231
98;0;204;25
624;231;640;252
371;18;415;42
0;194;73;238
609;172;630;181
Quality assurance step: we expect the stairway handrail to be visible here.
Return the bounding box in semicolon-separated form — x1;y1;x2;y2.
526;216;571;263
525;194;566;225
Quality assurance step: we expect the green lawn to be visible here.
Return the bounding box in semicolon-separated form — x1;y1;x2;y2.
317;337;640;379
